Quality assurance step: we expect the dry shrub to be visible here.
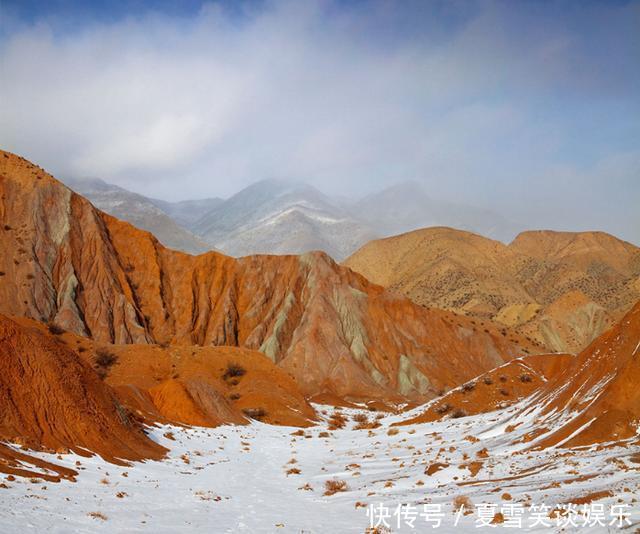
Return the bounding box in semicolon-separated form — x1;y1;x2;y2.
352;413;368;424
47;323;66;336
95;349;118;369
286;468;301;475
88;512;108;521
435;403;452;415
324;479;348;496
328;412;347;430
387;427;399;436
483;376;494;385
461;381;476;392
451;408;467;419
453;495;474;514
520;374;533;383
223;362;246;380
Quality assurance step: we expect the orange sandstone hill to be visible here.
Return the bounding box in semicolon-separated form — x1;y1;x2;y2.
344;226;640;354
0;314;166;478
525;298;640;448
0;150;540;401
11;316;317;429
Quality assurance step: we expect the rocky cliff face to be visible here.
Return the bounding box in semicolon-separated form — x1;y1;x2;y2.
0;150;540;400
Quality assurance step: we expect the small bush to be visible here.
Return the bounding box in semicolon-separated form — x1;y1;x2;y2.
352;413;368;424
47;323;66;336
228;393;241;401
0;271;5;276
95;349;118;369
435;403;452;415
223;362;246;380
451;408;468;419
519;374;532;383
499;389;510;396
499;375;508;383
483;376;494;385
324;479;348;496
461;381;476;392
328;412;347;430
243;407;267;420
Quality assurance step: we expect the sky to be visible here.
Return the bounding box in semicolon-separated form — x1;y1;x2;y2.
0;0;638;244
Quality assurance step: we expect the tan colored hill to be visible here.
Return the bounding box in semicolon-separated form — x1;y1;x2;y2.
0;150;540;403
0;314;166;479
344;226;640;353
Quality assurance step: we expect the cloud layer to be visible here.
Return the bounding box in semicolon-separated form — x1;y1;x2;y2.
0;0;638;242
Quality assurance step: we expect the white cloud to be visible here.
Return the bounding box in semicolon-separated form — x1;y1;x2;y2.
0;0;637;243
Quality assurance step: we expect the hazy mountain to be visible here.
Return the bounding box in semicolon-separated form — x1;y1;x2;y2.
151;197;224;228
63;177;211;254
350;181;523;243
193;179;376;260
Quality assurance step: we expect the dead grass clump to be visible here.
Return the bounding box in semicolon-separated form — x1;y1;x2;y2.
47;323;66;336
286;468;301;475
318;431;330;438
163;431;175;441
324;479;348;496
328;412;347;430
451;408;468;419
223;362;246;381
88;512;108;521
95;348;118;369
453;495;474;514
435;403;452;415
461;381;476;392
387;428;399;436
352;413;368;424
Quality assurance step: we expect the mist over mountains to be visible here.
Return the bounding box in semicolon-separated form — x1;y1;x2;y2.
64;176;523;259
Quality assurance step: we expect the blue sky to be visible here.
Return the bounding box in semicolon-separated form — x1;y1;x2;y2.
0;0;638;243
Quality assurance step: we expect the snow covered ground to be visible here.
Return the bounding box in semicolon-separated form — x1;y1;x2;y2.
1;402;638;533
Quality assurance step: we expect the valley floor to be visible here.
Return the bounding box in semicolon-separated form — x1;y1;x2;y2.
0;403;638;533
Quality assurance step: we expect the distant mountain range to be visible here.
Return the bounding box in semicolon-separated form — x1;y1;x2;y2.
63;177;523;260
63;177;217;254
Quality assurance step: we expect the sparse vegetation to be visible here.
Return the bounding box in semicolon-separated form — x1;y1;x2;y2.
520;373;532;383
47;323;66;336
483;376;494;385
95;348;118;369
435;403;452;415
461;381;476;392
223;362;246;381
323;479;348;496
451;408;468;419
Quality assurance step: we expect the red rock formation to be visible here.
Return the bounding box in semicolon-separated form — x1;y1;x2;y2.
397;353;575;425
0;150;540;400
527;300;640;447
0;314;165;474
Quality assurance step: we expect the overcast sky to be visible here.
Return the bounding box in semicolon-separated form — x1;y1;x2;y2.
0;0;638;244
